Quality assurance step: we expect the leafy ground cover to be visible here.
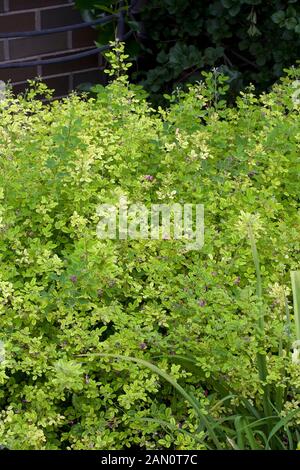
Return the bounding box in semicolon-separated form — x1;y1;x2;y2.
0;61;299;449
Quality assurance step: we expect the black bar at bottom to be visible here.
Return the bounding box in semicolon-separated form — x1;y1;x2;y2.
0;450;298;466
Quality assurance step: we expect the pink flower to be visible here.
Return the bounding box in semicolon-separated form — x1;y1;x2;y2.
144;175;154;182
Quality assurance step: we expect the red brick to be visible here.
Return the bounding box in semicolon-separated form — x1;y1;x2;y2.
0;40;4;61
0;12;35;33
12;74;70;97
11;82;27;95
9;32;69;59
43;74;70;95
41;50;100;76
9;1;70;10
0;65;38;83
72;27;97;48
41;5;82;28
73;68;104;88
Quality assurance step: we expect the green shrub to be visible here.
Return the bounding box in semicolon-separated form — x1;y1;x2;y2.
0;66;299;449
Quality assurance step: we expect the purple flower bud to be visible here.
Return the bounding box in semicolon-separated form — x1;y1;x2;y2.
234;276;241;285
139;342;147;350
70;275;77;283
198;299;206;307
144;174;154;182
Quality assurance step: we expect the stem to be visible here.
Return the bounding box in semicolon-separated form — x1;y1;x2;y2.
248;224;263;330
248;225;272;419
291;271;300;341
284;292;291;345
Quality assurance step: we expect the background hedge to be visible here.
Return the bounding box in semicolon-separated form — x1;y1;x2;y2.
75;0;300;102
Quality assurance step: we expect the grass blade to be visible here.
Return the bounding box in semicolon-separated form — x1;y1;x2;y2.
291;271;300;341
234;416;245;450
248;224;271;419
267;408;300;446
78;352;223;449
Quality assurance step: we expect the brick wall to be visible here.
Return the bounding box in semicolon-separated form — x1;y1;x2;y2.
0;0;105;97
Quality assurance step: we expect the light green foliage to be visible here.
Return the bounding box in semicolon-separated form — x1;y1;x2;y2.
0;66;299;449
104;41;132;83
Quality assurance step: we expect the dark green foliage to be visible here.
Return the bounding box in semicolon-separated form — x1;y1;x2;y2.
75;0;300;101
